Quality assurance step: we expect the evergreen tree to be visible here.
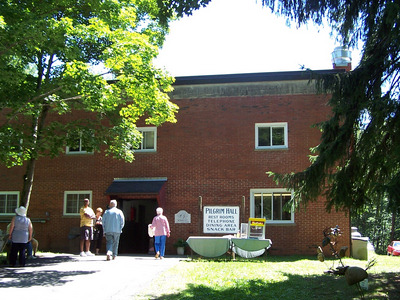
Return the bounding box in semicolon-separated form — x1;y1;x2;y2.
263;0;400;215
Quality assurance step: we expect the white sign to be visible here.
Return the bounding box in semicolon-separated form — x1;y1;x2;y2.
175;210;191;224
203;206;240;234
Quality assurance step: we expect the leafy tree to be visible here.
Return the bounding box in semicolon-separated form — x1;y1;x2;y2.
0;0;188;210
262;0;400;218
352;197;400;253
155;0;212;24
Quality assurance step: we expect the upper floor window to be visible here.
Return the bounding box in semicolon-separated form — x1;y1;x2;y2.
66;135;93;154
0;192;19;215
135;127;157;152
255;123;288;149
63;191;92;216
250;189;294;224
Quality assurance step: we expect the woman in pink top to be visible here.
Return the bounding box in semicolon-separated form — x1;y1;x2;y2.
150;207;170;259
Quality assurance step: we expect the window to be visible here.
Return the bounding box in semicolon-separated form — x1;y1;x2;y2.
0;192;19;215
66;133;93;154
250;189;294;223
135;127;157;152
255;123;288;149
64;191;92;215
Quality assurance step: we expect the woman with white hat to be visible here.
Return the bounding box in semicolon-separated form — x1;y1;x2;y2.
8;206;33;267
150;207;170;259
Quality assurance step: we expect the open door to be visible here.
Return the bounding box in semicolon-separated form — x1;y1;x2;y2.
105;177;167;253
118;199;158;253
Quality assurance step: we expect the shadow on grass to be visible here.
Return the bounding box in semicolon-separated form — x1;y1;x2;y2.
368;272;400;300
142;271;400;300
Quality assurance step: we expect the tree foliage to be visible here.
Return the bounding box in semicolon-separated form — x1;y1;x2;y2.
0;0;187;207
155;0;212;24
263;0;400;213
352;198;400;254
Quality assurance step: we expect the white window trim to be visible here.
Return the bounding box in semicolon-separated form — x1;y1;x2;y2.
250;188;294;224
63;191;92;216
66;135;94;155
255;122;288;150
136;127;157;152
0;191;20;216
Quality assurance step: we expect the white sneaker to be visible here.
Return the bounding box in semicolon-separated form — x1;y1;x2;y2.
85;251;94;256
80;251;86;257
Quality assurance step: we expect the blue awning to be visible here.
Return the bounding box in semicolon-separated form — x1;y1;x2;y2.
105;178;167;194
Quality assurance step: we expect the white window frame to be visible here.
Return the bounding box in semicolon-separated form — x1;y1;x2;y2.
136;127;157;152
255;122;288;150
66;134;93;154
63;191;92;216
250;188;294;224
0;191;19;216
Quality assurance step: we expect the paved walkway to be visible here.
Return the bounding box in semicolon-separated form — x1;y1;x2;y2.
0;253;186;299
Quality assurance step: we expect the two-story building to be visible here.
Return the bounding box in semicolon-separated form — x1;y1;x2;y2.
0;67;351;256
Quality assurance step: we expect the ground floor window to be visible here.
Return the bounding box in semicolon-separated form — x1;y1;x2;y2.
0;191;19;215
64;191;92;216
250;189;294;224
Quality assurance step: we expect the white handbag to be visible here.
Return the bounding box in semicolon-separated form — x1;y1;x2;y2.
148;224;155;237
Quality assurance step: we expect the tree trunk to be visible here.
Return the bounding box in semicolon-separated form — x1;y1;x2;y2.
390;210;397;242
22;104;49;212
21;157;36;210
21;53;53;212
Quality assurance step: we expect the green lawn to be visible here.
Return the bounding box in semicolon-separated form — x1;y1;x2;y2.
136;254;400;300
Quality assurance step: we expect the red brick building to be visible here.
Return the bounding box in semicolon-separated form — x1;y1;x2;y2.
0;69;350;255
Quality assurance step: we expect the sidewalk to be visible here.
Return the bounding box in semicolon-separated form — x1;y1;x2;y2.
0;253;186;299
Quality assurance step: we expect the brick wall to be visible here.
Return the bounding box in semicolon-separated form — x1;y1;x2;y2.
0;75;350;256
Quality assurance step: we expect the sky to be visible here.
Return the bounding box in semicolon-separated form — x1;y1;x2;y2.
154;0;361;77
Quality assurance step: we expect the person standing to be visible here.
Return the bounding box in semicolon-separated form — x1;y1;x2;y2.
79;198;95;257
90;207;104;255
26;222;38;259
8;206;33;267
102;199;125;261
150;207;170;259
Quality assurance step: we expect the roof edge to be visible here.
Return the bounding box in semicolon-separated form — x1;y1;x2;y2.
173;69;345;86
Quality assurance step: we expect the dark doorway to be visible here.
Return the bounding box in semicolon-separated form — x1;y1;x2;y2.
118;199;158;254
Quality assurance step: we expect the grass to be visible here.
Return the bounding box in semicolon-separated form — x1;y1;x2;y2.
136;254;400;300
1;251;398;299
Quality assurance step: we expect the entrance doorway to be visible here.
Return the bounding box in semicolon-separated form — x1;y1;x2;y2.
117;199;158;254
